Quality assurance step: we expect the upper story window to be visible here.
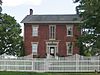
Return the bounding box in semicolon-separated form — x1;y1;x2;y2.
49;25;56;40
32;43;38;55
32;25;38;36
67;25;73;36
66;42;73;55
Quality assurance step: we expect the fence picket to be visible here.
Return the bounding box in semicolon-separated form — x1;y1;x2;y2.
0;54;100;72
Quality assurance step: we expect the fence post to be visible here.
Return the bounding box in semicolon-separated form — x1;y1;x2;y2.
45;59;49;72
98;56;100;72
32;59;34;71
76;54;79;72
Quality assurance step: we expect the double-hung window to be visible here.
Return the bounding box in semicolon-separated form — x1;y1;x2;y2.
67;25;73;36
32;25;38;36
32;43;38;55
49;25;56;40
66;42;73;55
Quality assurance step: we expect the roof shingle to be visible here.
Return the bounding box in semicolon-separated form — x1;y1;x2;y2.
21;14;81;23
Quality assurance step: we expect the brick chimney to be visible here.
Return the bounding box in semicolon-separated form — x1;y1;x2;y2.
30;9;33;15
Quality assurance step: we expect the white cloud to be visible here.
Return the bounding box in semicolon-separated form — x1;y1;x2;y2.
2;0;42;7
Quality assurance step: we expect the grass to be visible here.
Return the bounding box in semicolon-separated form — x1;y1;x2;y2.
0;71;99;75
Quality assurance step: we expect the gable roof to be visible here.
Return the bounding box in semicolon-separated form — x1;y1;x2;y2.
21;14;81;23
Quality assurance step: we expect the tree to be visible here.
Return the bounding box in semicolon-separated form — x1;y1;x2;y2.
0;13;24;56
74;0;100;56
0;0;2;5
0;0;2;13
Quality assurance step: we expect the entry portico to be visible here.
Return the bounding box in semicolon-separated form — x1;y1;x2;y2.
46;41;59;59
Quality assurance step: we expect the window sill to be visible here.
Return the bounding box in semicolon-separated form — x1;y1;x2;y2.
67;54;73;56
49;39;56;40
32;36;38;37
67;35;73;37
32;52;37;55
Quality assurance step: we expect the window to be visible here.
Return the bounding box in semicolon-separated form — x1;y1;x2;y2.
32;43;38;55
67;25;73;36
49;25;56;40
66;42;73;55
32;25;38;36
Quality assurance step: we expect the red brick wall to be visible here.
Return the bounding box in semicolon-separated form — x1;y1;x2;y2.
24;23;49;57
24;23;32;55
56;24;66;56
24;23;80;57
38;24;49;57
73;24;80;54
56;24;80;56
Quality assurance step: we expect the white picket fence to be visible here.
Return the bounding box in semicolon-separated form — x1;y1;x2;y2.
0;54;100;72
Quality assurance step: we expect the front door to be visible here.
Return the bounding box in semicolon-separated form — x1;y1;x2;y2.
46;45;58;59
50;46;56;57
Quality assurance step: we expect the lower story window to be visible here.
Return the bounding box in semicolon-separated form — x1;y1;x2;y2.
66;42;73;55
32;43;38;55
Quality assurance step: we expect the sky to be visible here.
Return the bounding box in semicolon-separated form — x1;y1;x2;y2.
2;0;79;35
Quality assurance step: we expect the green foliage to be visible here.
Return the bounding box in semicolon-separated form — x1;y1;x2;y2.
0;13;24;56
75;0;100;56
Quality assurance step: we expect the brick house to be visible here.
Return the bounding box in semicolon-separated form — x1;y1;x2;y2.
21;9;81;58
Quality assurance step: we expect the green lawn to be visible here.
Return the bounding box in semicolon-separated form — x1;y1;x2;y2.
0;71;99;75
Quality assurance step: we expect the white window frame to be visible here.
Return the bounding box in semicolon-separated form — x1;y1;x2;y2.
46;42;59;59
66;25;73;36
66;42;73;55
32;25;39;36
32;42;38;55
49;25;56;40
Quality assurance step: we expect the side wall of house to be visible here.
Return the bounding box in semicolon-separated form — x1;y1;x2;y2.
56;24;80;56
24;23;32;55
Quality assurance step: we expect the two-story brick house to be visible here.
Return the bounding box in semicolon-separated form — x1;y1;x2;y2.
21;9;81;58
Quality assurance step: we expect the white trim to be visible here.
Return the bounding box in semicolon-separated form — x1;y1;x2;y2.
46;41;59;45
66;42;73;55
49;25;56;40
46;42;59;59
32;25;39;37
66;25;73;37
31;42;38;55
22;21;82;23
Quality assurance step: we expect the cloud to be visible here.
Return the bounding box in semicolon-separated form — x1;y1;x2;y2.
3;0;42;7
